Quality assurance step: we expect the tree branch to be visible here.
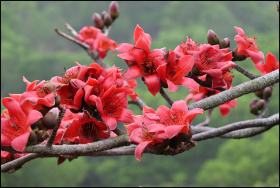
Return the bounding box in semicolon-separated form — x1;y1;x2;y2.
159;87;174;106
192;113;279;141
234;64;260;80
188;69;279;111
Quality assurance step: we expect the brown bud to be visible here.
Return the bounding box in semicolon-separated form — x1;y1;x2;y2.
263;87;272;99
256;99;265;111
44;81;56;94
254;89;264;99
27;130;38;146
93;13;104;29
249;98;258;108
54;95;61;107
42;108;59;129
177;132;192;143
109;1;119;21
219;38;230;49
207;29;219;45
232;48;247;61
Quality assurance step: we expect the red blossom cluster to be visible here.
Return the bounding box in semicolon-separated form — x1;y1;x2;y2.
1;1;279;163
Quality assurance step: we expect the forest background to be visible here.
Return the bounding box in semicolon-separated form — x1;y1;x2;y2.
1;1;279;187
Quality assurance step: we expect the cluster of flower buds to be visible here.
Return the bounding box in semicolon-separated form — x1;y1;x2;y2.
93;1;119;30
249;98;266;116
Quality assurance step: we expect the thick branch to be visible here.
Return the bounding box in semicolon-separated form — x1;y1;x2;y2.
188;69;279;111
192;113;279;141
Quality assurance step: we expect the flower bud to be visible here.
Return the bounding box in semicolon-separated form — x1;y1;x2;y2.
103;12;113;27
232;48;247;61
249;98;258;108
54;95;61;107
27;130;38;146
256;99;265;111
219;38;230;49
44;81;56;94
207;29;219;45
250;104;259;115
263;87;272;99
109;1;119;21
42;108;59;129
101;11;107;19
93;13;104;29
254;89;264;99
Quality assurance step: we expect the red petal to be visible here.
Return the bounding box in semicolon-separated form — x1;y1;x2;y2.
2;98;27;126
117;53;136;61
156;64;167;83
219;104;230;116
144;74;161;96
187;108;204;123
116;43;134;53
181;77;200;92
165;125;187;139
11;130;31;152
122;65;143;80
135;141;152;161
135;36;150;54
26;110;43;128
177;55;194;74
166;79;178;92
234;26;245;36
156;105;170;124
134;25;144;44
116;108;134;124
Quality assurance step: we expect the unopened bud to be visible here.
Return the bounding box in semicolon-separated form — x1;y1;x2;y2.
207;29;219;45
254;89;264;99
109;1;119;21
103;12;113;27
101;11;107;19
232;48;247;61
257;99;265;111
249;98;258;108
93;13;104;29
263;87;272;99
44;81;56;94
250;104;259;115
42;108;59;129
219;38;230;49
27;130;38;146
54;95;61;107
177;132;192;143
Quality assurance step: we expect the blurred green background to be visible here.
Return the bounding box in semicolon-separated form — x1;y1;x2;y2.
1;1;279;187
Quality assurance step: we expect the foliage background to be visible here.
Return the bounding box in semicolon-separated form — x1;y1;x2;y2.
1;1;279;187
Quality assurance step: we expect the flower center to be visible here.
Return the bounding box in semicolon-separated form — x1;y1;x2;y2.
57;69;79;84
140;57;156;75
139;123;155;141
103;96;123;117
79;122;99;143
244;36;259;52
200;49;217;70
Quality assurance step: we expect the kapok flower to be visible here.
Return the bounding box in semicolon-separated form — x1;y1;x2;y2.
116;24;166;96
9;77;57;114
255;52;279;75
76;26;102;52
192;44;236;89
94;33;117;59
125;106;167;161
186;85;237;116
157;50;199;92
155;100;204;139
96;86;134;130
234;26;264;64
1;98;43;152
63;111;109;144
174;36;201;57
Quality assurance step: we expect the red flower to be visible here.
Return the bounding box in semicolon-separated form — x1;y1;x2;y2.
125;106;167;161
174;36;201;57
1;98;43;152
123;80;138;102
94;33;117;59
186;85;237;116
155;100;204;139
96;86;134;130
157;50;199;92
255;52;279;75
76;26;102;52
9;77;57;114
63;111;109;144
192;44;236;89
116;25;166;96
125;101;203;161
234;26;264;64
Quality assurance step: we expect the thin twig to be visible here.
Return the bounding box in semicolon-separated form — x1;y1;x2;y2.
46;105;66;148
159;87;174;106
195;108;213;127
234;64;260;80
65;23;78;36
